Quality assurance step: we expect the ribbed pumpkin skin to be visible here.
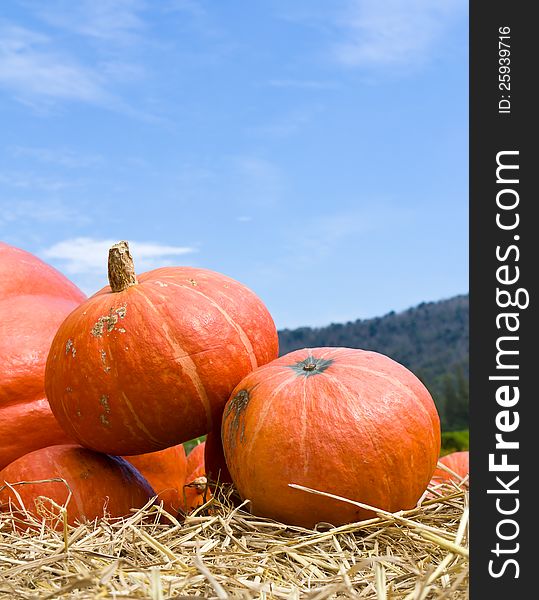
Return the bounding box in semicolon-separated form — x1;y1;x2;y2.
433;451;469;484
0;242;85;470
222;347;441;528
45;266;278;456
0;444;155;526
123;444;188;513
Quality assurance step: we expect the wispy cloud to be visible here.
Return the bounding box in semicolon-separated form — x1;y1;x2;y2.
25;0;146;45
163;0;207;19
0;17;160;121
250;105;323;138
11;146;103;168
267;79;339;90
0;170;77;192
231;156;285;207
0;23;112;105
0;198;91;226
332;0;466;69
42;237;198;276
286;203;415;265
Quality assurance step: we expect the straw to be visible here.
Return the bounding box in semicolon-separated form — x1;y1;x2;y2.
0;480;468;598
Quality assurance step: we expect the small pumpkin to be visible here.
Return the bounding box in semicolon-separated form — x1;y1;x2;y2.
0;444;155;527
45;241;278;456
186;441;205;476
222;347;441;528
0;242;85;470
123;444;188;514
432;451;469;485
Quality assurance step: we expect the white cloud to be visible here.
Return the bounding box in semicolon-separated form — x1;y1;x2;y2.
333;0;466;69
42;238;198;277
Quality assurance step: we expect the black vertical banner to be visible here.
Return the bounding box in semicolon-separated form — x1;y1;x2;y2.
470;2;535;597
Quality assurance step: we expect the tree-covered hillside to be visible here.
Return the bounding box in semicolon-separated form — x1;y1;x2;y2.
278;294;469;431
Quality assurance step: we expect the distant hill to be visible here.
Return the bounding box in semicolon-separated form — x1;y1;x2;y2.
278;294;469;431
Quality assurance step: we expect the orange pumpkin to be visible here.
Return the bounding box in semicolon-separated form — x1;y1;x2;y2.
432;451;469;485
123;444;188;514
222;347;441;528
0;242;85;470
0;444;155;527
45;241;278;456
186;441;205;476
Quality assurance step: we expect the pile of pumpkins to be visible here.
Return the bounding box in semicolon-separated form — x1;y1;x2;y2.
0;240;466;530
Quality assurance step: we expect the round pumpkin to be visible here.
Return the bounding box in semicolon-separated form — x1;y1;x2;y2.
204;431;232;484
45;241;279;456
432;451;469;485
0;444;155;527
0;242;85;470
222;347;441;528
123;444;188;514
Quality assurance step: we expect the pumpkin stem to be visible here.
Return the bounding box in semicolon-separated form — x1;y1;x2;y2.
108;241;138;292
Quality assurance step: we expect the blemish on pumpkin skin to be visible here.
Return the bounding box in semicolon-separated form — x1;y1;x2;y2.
188;278;198;287
155;281;168;287
224;389;250;450
91;305;127;337
100;350;111;373
65;339;76;358
99;395;111;427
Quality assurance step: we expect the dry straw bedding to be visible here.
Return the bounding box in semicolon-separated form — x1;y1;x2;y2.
0;479;468;599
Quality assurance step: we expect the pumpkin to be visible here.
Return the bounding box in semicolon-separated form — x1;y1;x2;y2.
186;441;205;475
432;451;469;485
222;347;441;528
45;241;278;456
0;444;155;527
0;242;85;470
205;431;232;484
123;444;188;514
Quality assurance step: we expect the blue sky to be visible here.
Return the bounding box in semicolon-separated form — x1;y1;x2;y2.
0;0;468;329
